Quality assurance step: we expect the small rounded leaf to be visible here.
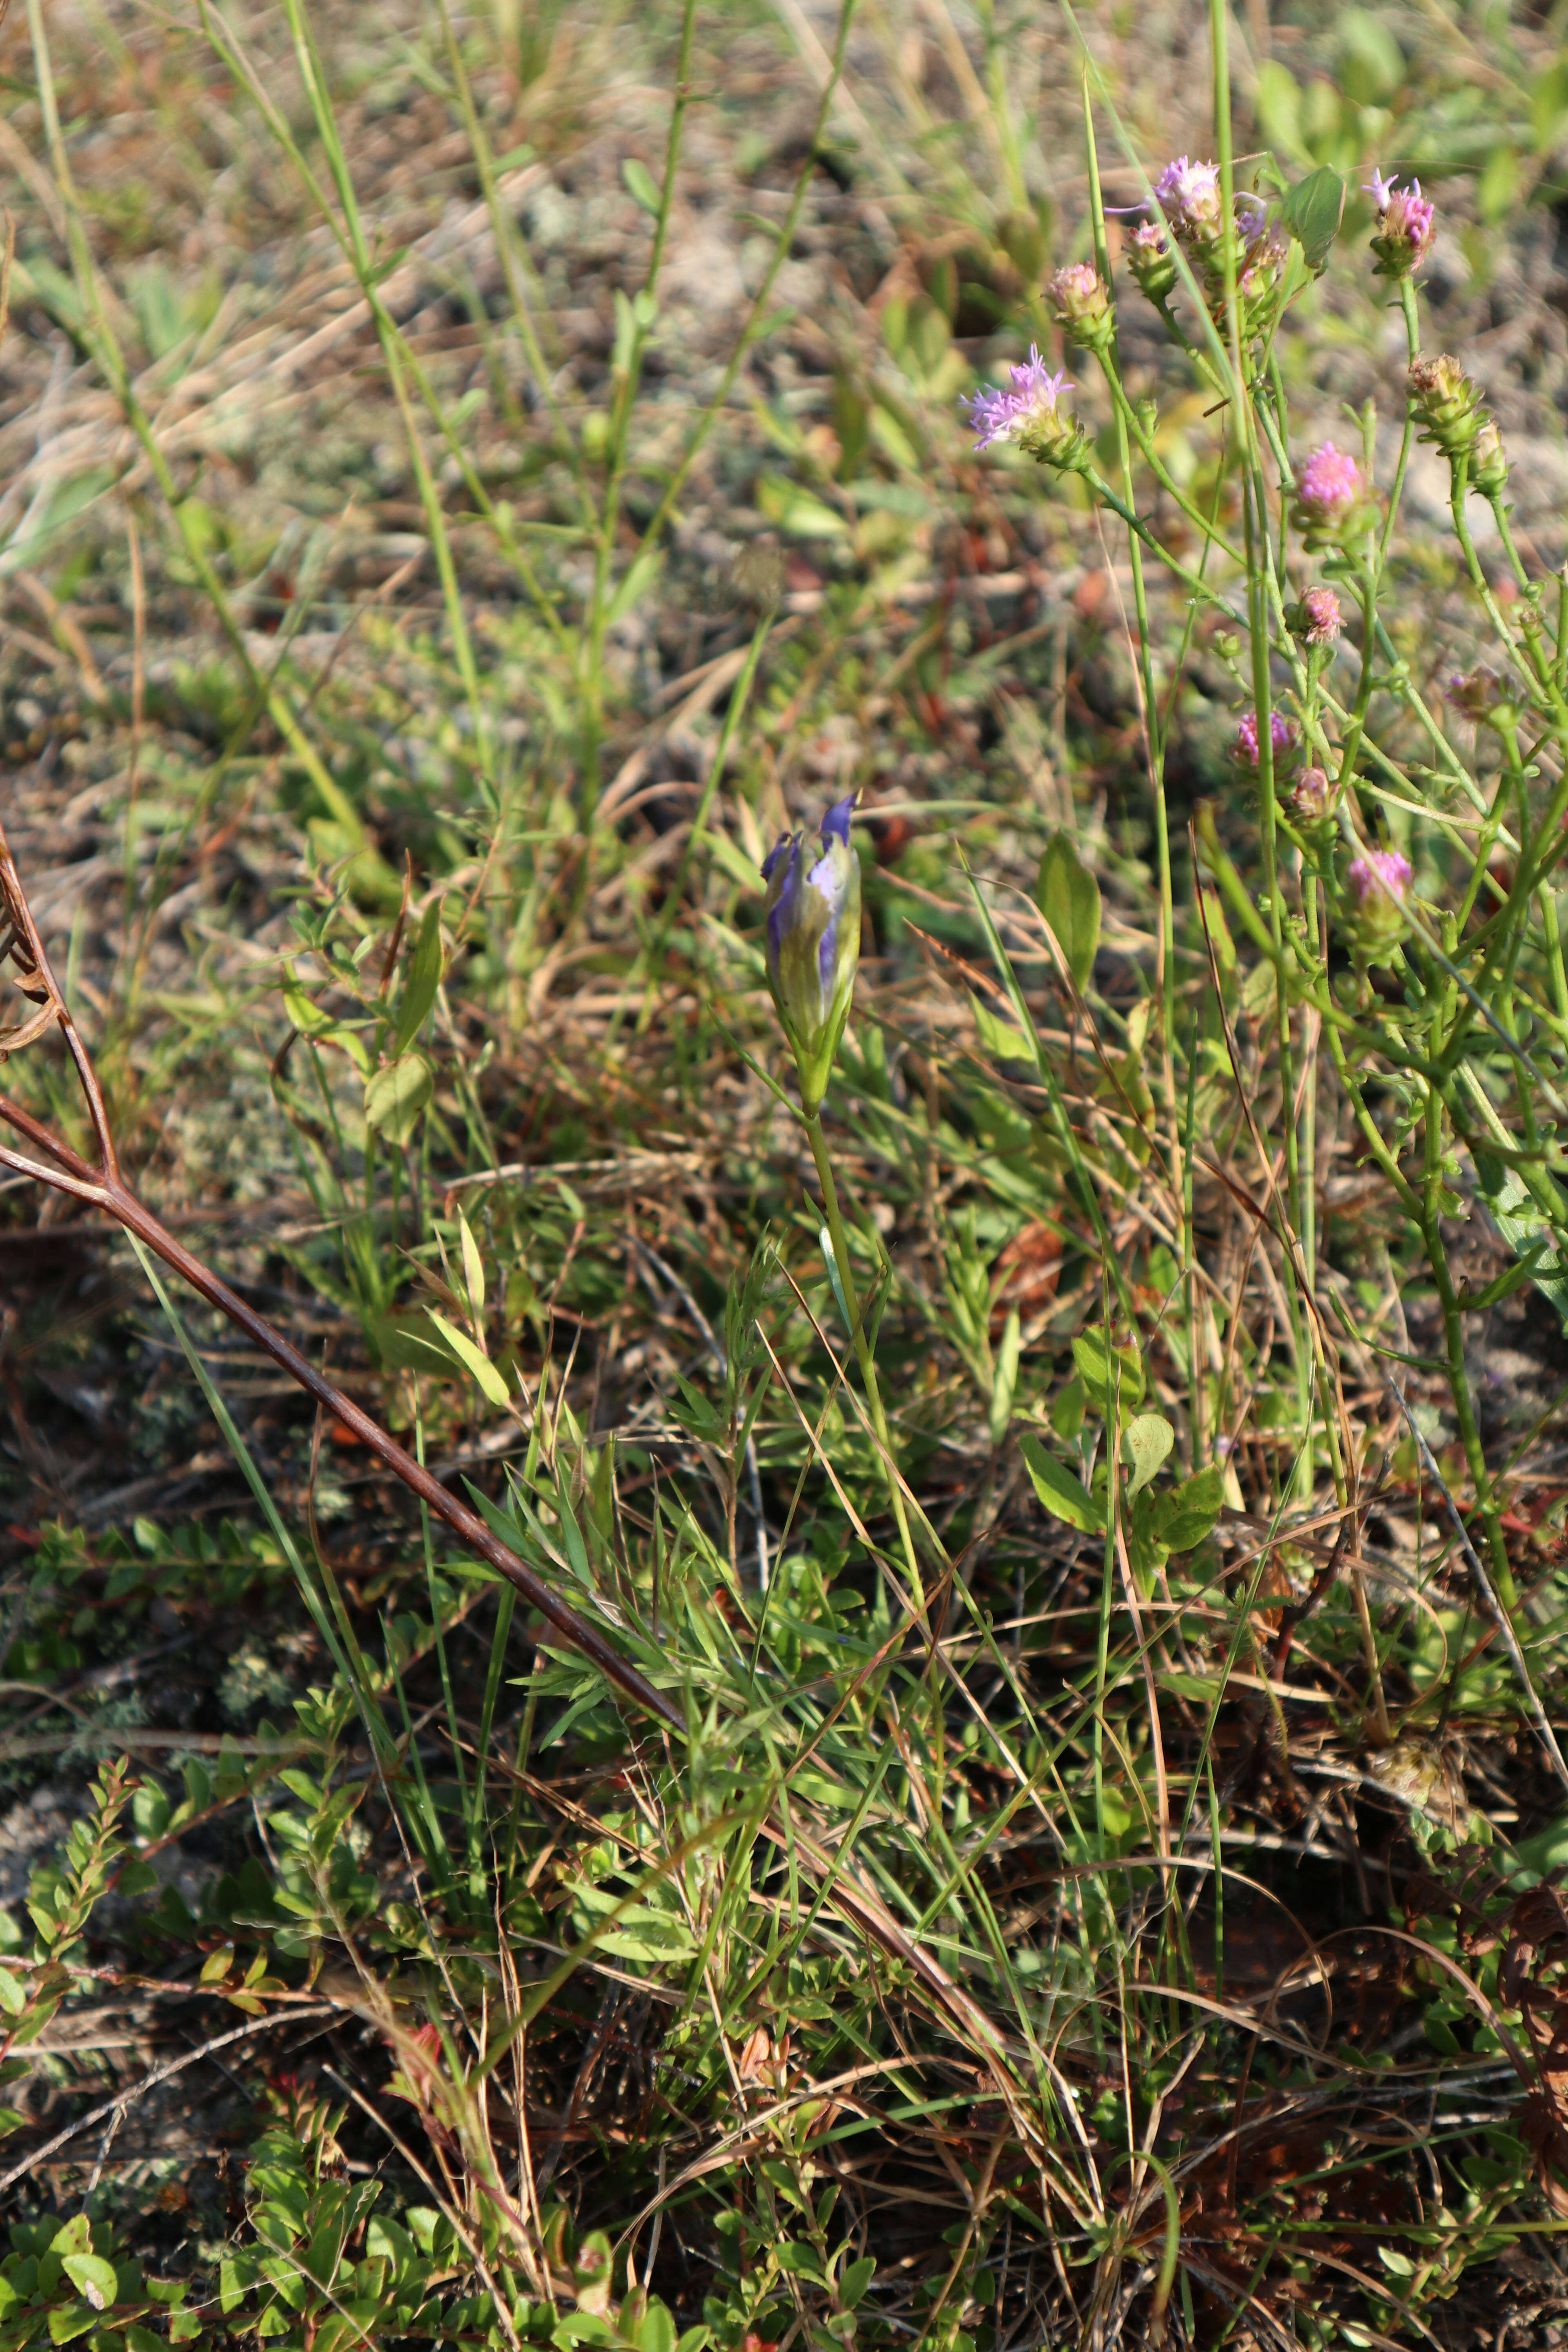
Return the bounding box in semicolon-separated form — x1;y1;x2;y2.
1121;1412;1174;1497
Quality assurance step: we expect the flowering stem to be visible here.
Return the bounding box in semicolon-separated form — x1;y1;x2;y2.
804;1109;926;1607
1377;280;1421;564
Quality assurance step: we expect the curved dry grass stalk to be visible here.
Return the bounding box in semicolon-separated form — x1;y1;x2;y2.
0;813;682;1732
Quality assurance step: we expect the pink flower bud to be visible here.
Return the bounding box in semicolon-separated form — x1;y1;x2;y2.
1299;586;1343;645
1294;443;1368;548
1234;708;1299;772
1365;169;1436;278
1290;766;1336;823
1346;848;1413;948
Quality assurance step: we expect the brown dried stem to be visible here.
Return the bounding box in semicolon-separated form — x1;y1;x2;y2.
0;820;681;1735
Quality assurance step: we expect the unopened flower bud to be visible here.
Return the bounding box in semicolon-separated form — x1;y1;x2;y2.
1408;355;1487;469
1293;441;1369;550
1234;225;1287;333
1234;708;1301;780
1290;766;1337;823
961;347;1091;473
1345;848;1413;951
1448;666;1525;731
1365;169;1436;279
1049;261;1114;352
762;797;861;1116
1470;416;1509;498
1129;219;1177;303
1289;585;1343;647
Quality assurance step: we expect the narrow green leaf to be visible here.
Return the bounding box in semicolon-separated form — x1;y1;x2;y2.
1036;832;1101;994
394;903;443;1054
622;157;662;215
427;1312;511;1407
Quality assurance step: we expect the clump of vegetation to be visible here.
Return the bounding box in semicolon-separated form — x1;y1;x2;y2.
8;0;1568;2343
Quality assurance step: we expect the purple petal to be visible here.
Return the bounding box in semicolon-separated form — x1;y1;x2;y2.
761;837;789;882
766;839;803;970
821;796;854;848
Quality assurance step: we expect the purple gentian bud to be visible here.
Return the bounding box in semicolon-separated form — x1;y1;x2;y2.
1345;848;1413;950
1365;169;1435;279
762;797;861;1116
1293;441;1368;549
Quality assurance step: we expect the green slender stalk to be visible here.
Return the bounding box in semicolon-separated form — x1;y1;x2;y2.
804;1111;925;1606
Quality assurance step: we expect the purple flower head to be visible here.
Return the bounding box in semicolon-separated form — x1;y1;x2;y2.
961;346;1072;453
1155;155;1223;240
762;798;862;1115
1345;851;1420;913
1234;708;1300;770
1234;191;1269;243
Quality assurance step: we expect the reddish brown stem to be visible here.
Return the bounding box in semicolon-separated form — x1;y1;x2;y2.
0;829;680;1736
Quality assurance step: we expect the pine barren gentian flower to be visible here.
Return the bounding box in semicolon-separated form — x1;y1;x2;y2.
762;796;861;1117
1294;441;1368;549
1365;169;1435;278
1346;847;1413;951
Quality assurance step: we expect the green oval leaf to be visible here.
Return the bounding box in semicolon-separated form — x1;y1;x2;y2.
1121;1411;1174;1497
364;1052;433;1145
1019;1434;1104;1534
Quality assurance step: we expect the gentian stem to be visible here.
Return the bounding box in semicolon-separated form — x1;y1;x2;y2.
804;1109;926;1607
